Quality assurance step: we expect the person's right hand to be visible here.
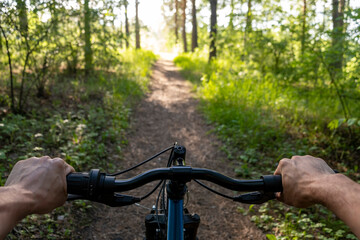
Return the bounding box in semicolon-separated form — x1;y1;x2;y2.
274;155;360;237
274;155;335;208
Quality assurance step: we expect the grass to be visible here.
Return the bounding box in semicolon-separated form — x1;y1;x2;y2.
174;51;359;239
0;49;157;239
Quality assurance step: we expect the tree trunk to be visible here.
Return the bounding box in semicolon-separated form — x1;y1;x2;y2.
125;1;130;48
301;0;307;55
228;0;234;30
16;0;28;38
182;0;187;52
119;17;123;48
244;0;252;50
175;0;179;43
84;0;93;76
101;9;108;55
209;0;217;60
191;0;198;52
0;24;15;112
331;0;345;75
135;0;140;49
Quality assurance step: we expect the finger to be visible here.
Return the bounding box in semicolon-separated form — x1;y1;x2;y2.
65;164;75;174
275;192;284;202
274;158;290;175
52;158;74;172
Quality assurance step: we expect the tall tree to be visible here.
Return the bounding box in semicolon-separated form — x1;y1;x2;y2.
244;0;252;50
191;0;198;51
301;0;307;55
228;0;235;30
0;23;15;112
84;0;93;76
181;0;187;52
175;0;179;43
209;0;217;60
330;0;345;75
124;0;130;48
135;0;140;49
16;0;28;38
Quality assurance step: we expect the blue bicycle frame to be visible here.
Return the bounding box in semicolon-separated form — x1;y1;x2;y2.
167;199;184;240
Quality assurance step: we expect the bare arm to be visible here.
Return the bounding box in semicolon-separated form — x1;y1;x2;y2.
274;155;360;237
0;156;74;239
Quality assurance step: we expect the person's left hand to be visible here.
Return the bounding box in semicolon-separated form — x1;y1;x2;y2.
5;156;75;215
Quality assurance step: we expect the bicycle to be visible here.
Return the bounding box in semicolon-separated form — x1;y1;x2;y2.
67;143;283;240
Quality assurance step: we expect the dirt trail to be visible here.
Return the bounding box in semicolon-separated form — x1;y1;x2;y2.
82;59;266;239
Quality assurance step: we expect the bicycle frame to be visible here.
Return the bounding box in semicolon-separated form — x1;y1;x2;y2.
167;199;184;240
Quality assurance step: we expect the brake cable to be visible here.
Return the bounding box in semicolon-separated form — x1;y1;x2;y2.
107;145;174;176
194;179;235;200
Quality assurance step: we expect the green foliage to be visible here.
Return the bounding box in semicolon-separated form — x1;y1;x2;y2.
0;49;157;238
174;50;209;84
174;48;359;238
251;202;357;240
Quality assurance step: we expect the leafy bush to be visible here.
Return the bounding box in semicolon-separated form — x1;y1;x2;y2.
174;51;359;238
1;49;157;239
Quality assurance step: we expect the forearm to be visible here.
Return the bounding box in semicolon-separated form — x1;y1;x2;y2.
0;186;33;239
313;174;360;237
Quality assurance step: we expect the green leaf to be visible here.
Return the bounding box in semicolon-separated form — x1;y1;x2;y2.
338;118;346;126
347;118;357;126
328;119;339;130
0;151;6;160
248;204;255;212
266;234;277;240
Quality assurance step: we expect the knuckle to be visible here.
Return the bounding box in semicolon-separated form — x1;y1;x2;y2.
279;158;290;166
53;158;65;167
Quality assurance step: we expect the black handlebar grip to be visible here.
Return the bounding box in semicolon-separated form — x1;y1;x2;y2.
66;172;90;196
261;175;283;193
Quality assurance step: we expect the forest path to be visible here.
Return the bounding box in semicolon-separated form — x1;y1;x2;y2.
82;59;266;240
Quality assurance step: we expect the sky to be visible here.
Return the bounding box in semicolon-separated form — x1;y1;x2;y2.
128;0;164;33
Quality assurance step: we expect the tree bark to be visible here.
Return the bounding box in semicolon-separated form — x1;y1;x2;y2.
244;0;252;50
125;0;130;48
84;0;93;76
0;24;15;112
191;0;198;51
301;0;307;55
182;0;187;52
135;0;140;49
209;0;217;60
331;0;345;74
175;0;179;43
228;0;234;30
16;0;28;38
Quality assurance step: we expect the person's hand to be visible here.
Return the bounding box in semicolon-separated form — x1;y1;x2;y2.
5;156;75;215
274;155;335;208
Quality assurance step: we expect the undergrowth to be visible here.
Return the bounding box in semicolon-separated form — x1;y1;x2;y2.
174;51;359;239
0;49;157;239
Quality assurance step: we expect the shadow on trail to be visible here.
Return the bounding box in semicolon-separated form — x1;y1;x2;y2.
78;59;266;240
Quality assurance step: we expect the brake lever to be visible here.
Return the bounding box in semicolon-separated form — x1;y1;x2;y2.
67;193;141;207
101;193;141;207
233;191;276;204
67;194;85;201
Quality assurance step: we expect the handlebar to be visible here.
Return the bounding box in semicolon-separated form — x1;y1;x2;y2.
67;166;282;206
